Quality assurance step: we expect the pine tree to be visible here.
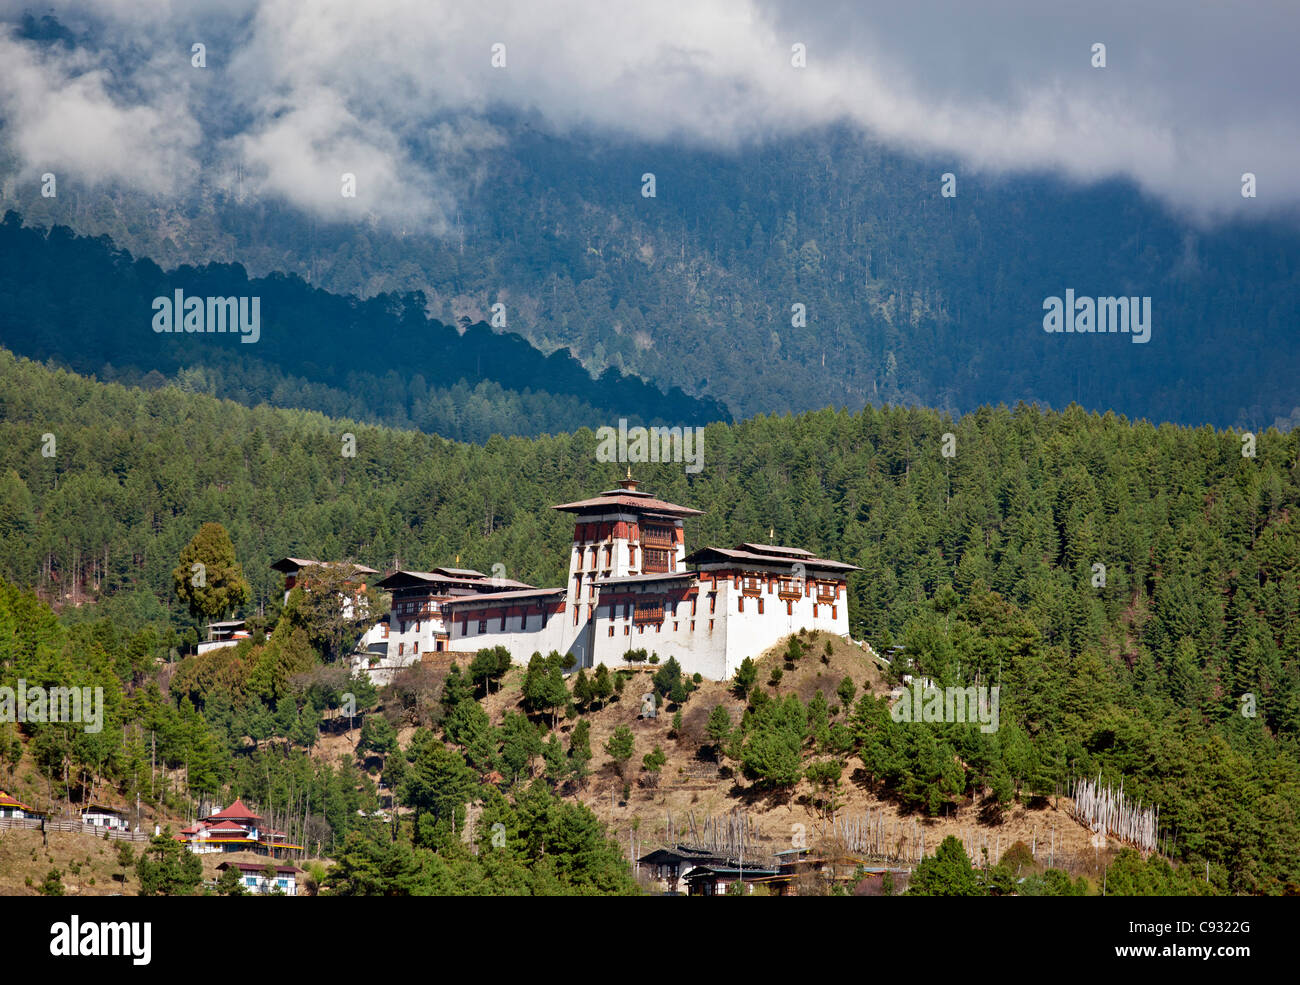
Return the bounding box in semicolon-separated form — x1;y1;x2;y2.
705;705;732;756
591;664;614;708
469;645;512;696
605;726;635;779
568;719;592;784
441;662;473;716
642;744;666;773
543;663;568;729
836;676;856;707
734;657;758;697
572;668;592;708
501;712;542;782
543;733;566;785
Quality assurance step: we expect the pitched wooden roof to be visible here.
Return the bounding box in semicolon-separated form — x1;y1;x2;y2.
553;479;703;518
685;546;859;572
271;557;378;575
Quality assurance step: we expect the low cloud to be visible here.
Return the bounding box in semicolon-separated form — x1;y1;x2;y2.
0;25;201;195
1;0;1295;224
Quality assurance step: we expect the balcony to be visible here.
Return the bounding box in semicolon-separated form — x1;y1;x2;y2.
633;602;664;625
641;530;674;550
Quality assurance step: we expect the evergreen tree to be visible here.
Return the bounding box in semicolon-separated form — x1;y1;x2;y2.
705;704;732;756
836;676;856;707
441;662;473;716
500;712;542;782
733;657;758;697
136;828;204;896
605;726;635;779
469;645;512;696
542;733;566;785
591;664;614;708
908;836;982;896
172;523;251;625
568;719;593;784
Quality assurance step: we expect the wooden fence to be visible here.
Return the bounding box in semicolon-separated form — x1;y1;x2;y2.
0;816;150;842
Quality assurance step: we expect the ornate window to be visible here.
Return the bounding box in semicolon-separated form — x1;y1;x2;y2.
643;548;670;573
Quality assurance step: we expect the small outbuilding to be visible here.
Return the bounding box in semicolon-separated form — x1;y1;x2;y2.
81;804;130;831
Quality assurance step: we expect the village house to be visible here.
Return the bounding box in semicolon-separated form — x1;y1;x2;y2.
197;619;250;655
270;557;378;613
80;803;129;831
0;790;37;819
683;861;781;895
652;844;912;896
637;845;731;893
216;861;302;895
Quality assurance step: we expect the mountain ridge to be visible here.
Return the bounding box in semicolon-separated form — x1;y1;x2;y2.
6;120;1298;429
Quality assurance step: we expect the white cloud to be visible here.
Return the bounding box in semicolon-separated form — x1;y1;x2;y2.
0;26;200;195
1;0;1296;223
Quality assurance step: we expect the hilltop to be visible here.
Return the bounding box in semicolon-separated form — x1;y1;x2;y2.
468;633;1101;872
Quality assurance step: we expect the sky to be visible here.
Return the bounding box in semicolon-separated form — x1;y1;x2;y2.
1;0;1296;227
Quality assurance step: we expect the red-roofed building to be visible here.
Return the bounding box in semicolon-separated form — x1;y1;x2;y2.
207;797;259;821
0;790;36;819
178;799;302;857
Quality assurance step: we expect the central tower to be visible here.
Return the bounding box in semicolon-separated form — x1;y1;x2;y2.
552;476;703;625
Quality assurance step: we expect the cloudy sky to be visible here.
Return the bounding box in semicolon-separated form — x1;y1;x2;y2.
1;0;1296;226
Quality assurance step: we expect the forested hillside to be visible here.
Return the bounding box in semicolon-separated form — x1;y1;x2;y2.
9;121;1300;429
0;213;727;441
1;350;1299;891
